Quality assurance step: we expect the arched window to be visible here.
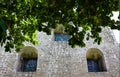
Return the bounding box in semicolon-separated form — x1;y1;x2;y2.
54;24;70;42
86;48;107;72
17;46;38;72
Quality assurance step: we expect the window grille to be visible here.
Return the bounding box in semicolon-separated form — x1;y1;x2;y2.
21;59;37;72
87;60;100;72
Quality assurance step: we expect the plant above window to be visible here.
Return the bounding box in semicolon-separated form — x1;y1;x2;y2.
20;46;38;59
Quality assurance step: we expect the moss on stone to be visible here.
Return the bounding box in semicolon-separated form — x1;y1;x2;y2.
86;48;102;60
20;46;38;59
54;24;65;33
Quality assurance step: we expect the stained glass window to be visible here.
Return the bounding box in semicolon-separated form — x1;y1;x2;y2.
87;60;100;72
55;33;70;42
22;59;37;72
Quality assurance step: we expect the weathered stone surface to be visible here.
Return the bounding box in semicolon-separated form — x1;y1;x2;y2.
0;27;119;77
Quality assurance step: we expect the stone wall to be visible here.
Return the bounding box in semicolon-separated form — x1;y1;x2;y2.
0;27;119;77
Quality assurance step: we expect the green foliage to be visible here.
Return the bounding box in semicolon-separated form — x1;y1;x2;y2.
0;0;119;52
0;19;7;47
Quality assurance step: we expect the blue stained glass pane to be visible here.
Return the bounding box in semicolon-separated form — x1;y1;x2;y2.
55;33;70;41
87;60;100;72
23;59;37;72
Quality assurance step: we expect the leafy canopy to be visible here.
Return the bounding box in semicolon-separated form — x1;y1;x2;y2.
0;0;119;52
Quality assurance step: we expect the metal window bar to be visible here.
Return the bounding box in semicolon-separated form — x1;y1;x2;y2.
20;59;37;72
87;60;100;72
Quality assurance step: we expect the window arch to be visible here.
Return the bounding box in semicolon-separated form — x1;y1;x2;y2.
54;24;70;41
86;48;107;72
17;46;38;72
